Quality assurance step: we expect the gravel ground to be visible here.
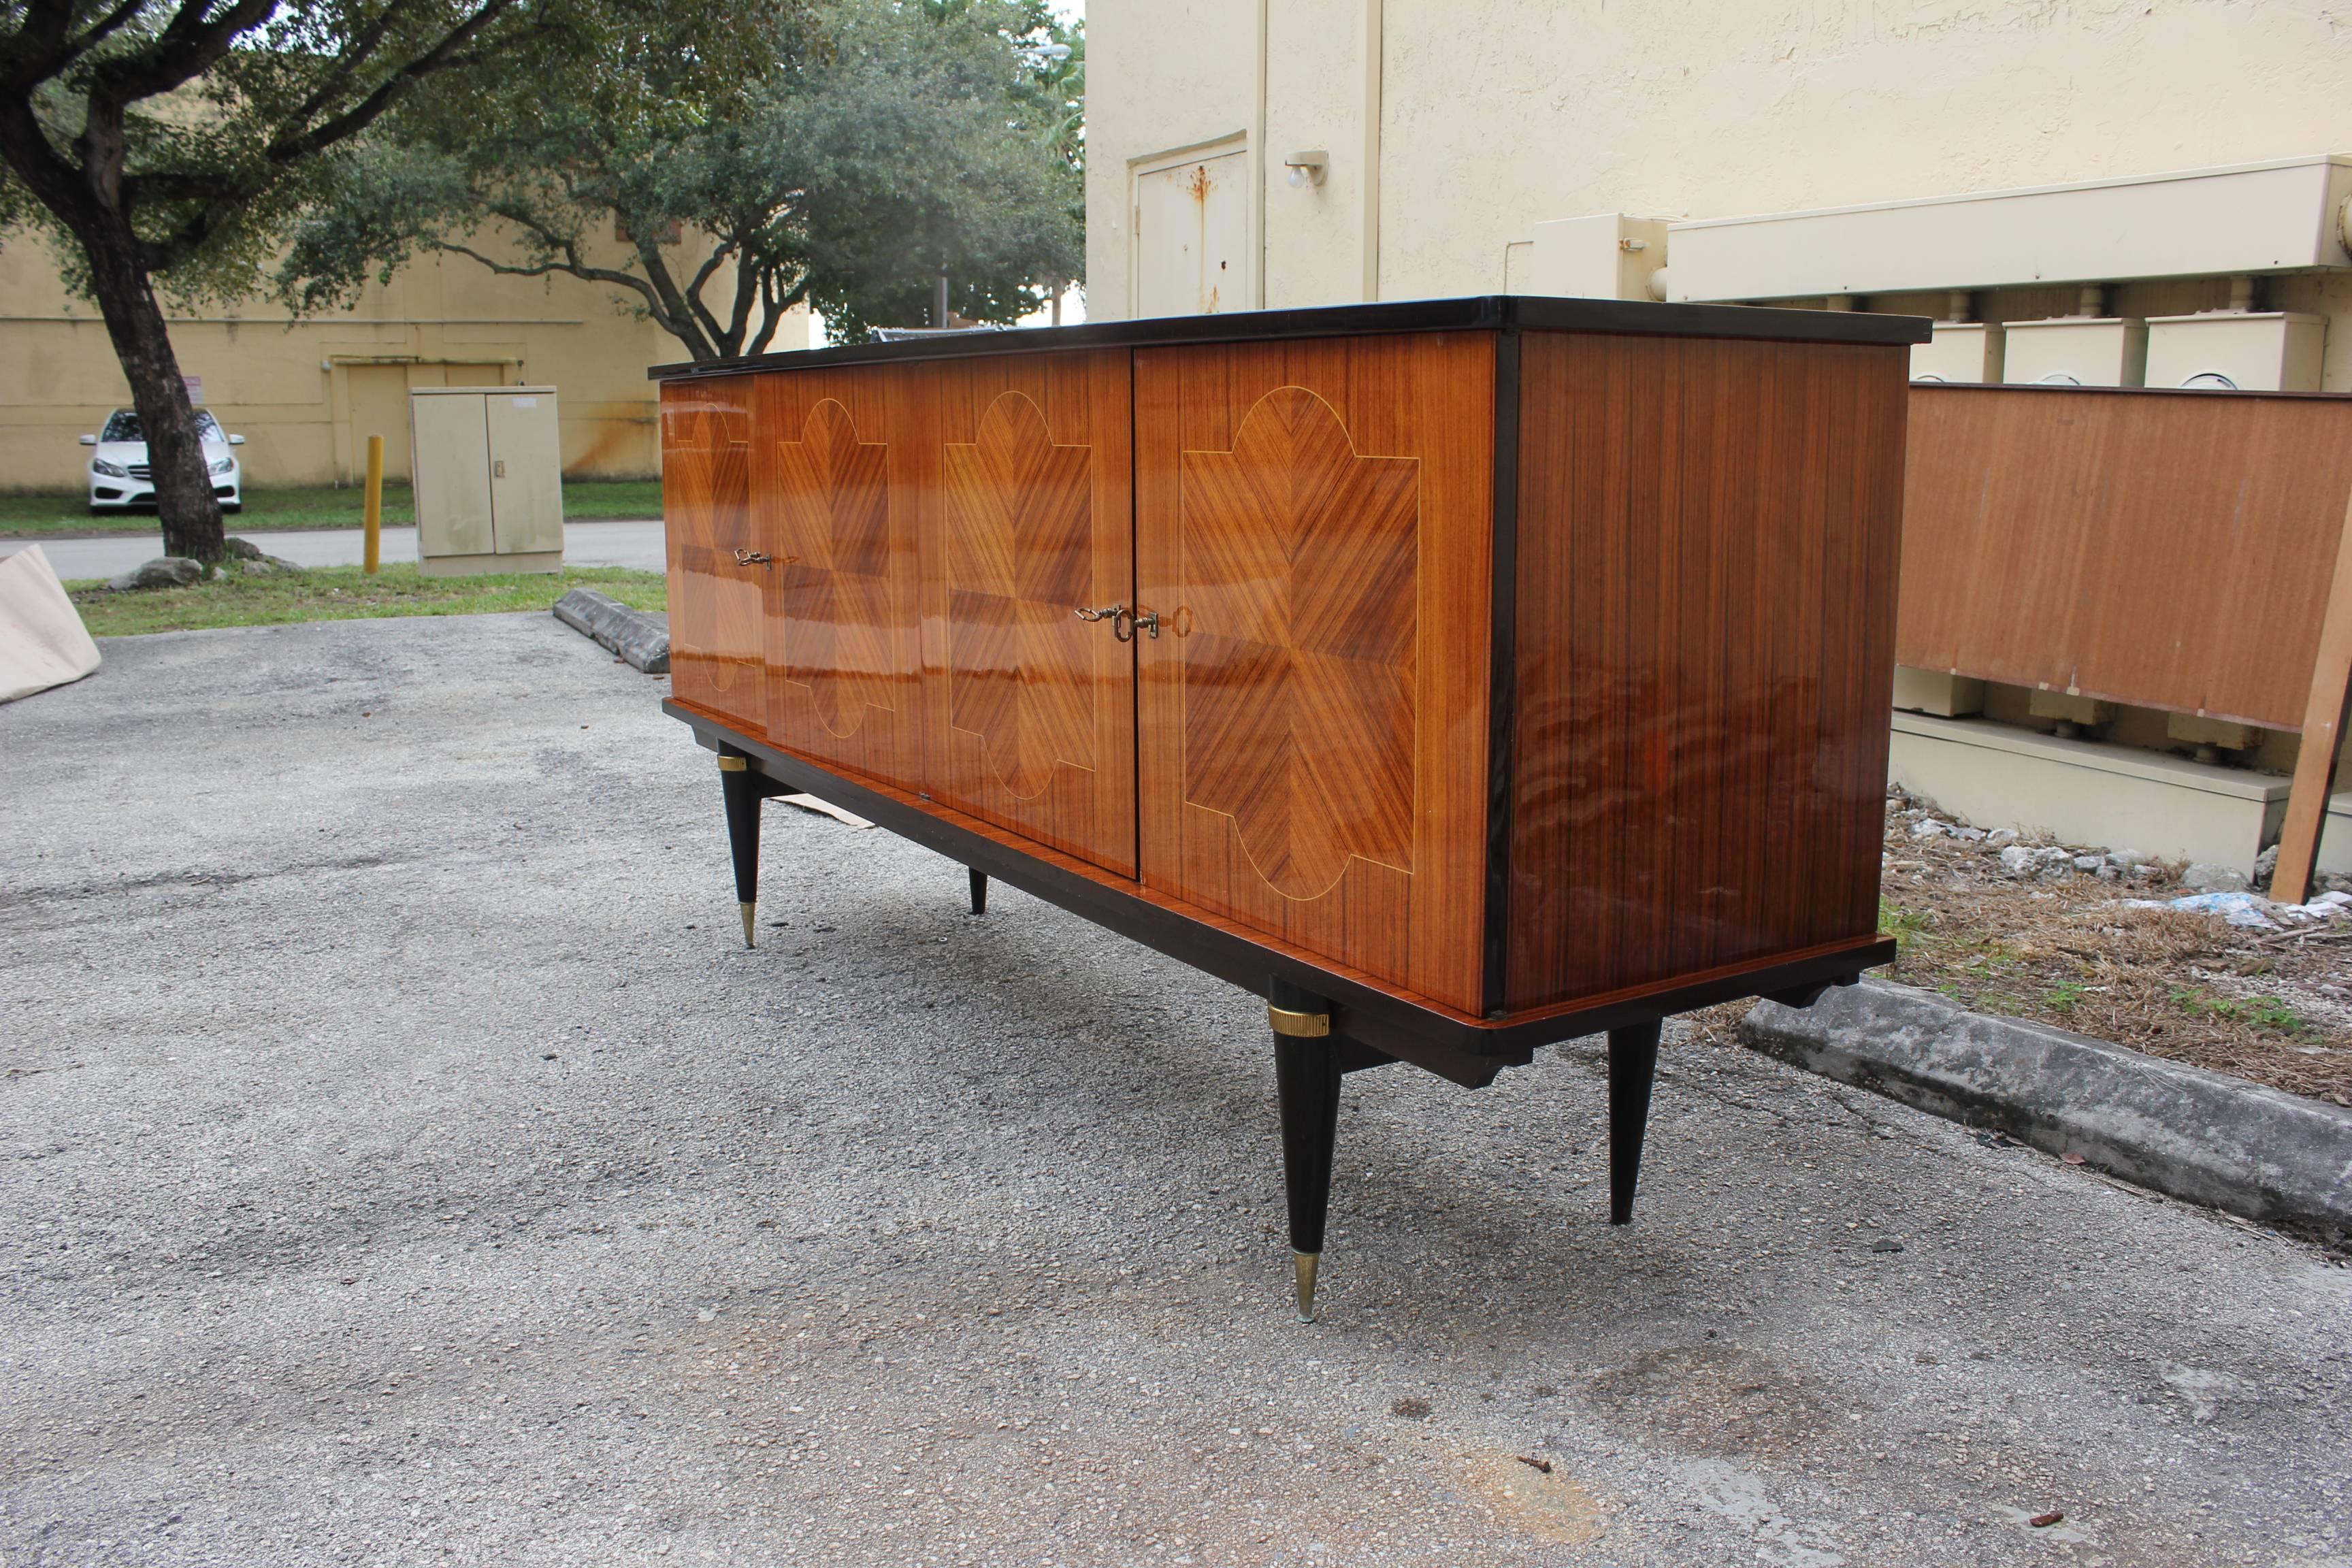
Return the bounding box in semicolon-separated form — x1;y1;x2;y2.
3;613;2350;1568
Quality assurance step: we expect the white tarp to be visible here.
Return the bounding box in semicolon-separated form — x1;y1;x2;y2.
0;544;102;703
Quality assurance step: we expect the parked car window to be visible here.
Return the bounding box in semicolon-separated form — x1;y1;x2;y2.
97;410;225;442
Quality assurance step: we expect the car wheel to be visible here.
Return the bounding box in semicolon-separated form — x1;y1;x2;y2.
223;504;243;514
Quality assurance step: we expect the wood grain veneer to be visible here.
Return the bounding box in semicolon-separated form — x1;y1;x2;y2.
925;350;1137;876
1503;331;1908;1011
1898;385;2352;732
1134;333;1494;1015
752;366;923;789
660;376;763;737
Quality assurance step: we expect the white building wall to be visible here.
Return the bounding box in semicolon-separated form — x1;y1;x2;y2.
1088;0;2352;333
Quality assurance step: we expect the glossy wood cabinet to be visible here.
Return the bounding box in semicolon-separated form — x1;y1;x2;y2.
658;297;1928;1316
1134;332;1497;1013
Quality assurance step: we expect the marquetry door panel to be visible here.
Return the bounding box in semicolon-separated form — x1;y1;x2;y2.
752;369;922;789
661;378;765;736
1134;334;1495;1014
924;352;1137;875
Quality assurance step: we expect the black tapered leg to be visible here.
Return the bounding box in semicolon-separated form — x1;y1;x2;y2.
1607;1020;1663;1224
968;867;988;915
1270;977;1341;1322
719;753;762;948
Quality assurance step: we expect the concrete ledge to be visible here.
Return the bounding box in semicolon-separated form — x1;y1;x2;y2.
553;589;669;674
1889;708;2352;876
1740;977;2352;1244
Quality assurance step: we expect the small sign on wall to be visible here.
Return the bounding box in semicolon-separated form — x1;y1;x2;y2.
182;376;203;404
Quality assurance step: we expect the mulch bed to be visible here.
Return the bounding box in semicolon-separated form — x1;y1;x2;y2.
1854;794;2352;1106
1673;796;2352;1108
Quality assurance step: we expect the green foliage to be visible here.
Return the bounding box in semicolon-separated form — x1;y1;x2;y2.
1;0;740;301
277;0;1084;357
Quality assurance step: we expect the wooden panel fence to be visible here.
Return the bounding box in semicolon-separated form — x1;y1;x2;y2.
1897;381;2352;902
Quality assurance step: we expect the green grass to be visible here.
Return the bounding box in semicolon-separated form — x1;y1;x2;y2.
2169;986;2315;1036
67;561;666;637
1;478;662;537
1878;899;1934;953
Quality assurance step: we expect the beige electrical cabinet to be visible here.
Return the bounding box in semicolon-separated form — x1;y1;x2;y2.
2001;317;2148;387
1911;322;2005;382
410;385;565;576
2143;312;2327;392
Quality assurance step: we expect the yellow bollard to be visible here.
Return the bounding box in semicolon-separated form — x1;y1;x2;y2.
362;435;385;575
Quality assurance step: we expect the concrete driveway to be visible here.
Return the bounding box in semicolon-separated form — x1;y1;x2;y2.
0;518;666;578
3;614;2347;1567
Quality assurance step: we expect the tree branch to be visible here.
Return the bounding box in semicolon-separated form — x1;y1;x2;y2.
262;0;520;171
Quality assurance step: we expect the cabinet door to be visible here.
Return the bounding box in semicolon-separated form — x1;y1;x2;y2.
1134;334;1495;1014
410;392;492;557
486;391;564;555
925;351;1137;876
753;368;923;789
660;378;765;736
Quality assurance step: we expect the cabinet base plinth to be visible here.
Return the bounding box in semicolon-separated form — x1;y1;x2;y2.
419;550;563;577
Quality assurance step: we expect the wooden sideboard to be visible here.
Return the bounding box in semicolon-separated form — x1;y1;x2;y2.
655;295;1926;1318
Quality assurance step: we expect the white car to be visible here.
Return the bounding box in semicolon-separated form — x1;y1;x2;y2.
80;408;245;514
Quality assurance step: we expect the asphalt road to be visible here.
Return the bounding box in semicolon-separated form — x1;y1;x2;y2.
3;613;2349;1568
0;519;667;579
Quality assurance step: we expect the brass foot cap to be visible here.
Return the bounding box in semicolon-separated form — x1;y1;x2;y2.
740;902;757;948
1293;1250;1320;1323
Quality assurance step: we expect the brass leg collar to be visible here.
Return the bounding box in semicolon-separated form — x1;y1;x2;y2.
1269;1004;1331;1038
739;902;757;948
1293;1251;1321;1323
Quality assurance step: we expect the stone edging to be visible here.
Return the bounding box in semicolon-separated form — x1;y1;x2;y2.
1740;978;2352;1245
554;589;669;674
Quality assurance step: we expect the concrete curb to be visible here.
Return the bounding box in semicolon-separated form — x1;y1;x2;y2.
553;589;668;674
1740;978;2352;1244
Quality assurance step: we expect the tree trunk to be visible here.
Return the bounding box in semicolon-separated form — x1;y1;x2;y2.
80;220;224;564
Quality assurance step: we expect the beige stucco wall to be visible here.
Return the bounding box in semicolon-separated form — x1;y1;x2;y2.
0;235;809;491
1089;0;2352;336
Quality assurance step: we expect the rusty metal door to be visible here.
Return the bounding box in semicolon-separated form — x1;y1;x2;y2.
1134;150;1250;318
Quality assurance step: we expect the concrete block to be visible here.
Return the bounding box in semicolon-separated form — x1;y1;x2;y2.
553;589;669;674
1742;977;2352;1244
1889;711;2280;874
2167;713;2261;752
2028;689;2120;726
1891;667;1985;717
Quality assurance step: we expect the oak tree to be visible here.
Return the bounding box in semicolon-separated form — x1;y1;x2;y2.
280;0;1083;361
0;0;754;560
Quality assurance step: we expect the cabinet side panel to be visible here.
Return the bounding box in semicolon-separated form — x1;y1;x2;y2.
1134;332;1492;1014
1505;332;1907;1011
752;365;924;790
659;377;764;735
921;349;1138;877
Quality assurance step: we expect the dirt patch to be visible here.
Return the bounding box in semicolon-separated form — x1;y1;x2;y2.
1582;1343;1829;1460
1452;1450;1607;1545
1843;796;2352;1106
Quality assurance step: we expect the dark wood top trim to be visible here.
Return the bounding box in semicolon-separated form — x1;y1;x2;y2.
649;297;1931;380
666;701;1894;1074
